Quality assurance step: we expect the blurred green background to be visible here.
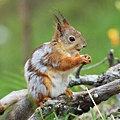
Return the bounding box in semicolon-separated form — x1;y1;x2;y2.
0;0;120;119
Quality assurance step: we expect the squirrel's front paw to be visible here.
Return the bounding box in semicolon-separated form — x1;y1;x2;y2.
81;54;92;64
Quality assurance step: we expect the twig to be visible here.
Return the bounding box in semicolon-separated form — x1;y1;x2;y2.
82;57;108;71
75;64;84;78
107;49;114;67
111;114;115;120
68;75;98;87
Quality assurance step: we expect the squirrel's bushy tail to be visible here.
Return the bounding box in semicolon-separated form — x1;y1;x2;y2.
6;97;34;120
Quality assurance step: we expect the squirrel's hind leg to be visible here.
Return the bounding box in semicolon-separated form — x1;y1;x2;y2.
65;88;73;98
36;94;51;108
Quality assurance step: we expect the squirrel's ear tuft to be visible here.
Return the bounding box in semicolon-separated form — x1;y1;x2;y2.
56;22;63;37
57;22;61;32
50;10;61;24
57;10;70;26
50;9;69;26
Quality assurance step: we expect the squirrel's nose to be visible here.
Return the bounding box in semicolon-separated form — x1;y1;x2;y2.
83;44;87;48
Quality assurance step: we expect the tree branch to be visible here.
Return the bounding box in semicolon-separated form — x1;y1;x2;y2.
69;63;120;87
0;89;27;115
28;79;120;119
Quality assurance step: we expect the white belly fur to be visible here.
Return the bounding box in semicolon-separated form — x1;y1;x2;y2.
50;73;70;98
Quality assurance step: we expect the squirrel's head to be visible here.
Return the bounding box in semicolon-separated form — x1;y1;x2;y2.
52;10;87;53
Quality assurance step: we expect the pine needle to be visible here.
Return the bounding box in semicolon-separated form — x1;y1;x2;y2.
86;87;104;120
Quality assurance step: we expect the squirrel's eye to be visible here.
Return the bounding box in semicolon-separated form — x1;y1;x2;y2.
69;36;75;42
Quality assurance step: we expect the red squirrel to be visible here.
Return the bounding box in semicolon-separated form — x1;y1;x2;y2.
24;11;92;106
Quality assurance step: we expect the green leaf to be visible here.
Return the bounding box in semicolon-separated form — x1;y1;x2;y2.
53;112;59;120
90;107;96;120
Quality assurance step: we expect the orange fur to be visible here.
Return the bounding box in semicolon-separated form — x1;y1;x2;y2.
65;88;73;98
54;56;85;71
42;77;52;96
36;94;51;107
75;52;81;57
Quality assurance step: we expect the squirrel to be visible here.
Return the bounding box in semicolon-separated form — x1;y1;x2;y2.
24;10;92;107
